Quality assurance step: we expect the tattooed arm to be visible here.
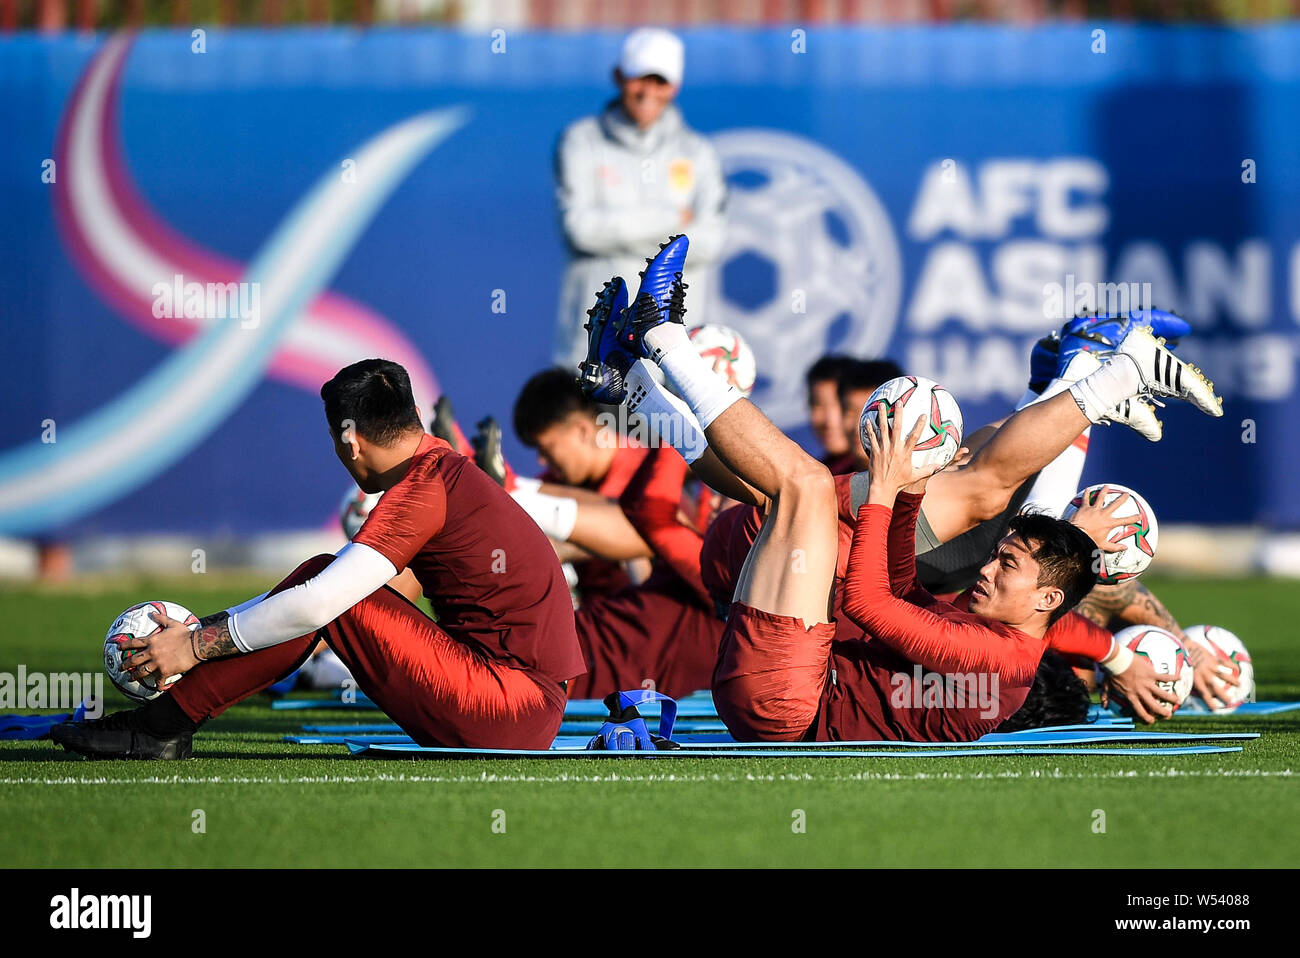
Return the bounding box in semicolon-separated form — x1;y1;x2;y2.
1073;578;1139;631
1075;579;1186;638
191;611;239;662
1079;578;1236;715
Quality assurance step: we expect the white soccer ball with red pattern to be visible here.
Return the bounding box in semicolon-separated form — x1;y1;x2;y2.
859;375;964;472
1105;625;1194;716
1183;624;1255;712
339;486;382;540
103;600;198;702
688;324;757;397
1062;483;1158;585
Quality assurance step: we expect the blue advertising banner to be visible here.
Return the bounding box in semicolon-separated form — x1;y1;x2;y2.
2;25;1298;535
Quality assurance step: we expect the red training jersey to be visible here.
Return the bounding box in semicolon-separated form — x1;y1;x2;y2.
817;493;1044;742
355;434;586;685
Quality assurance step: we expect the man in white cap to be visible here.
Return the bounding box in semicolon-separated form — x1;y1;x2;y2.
553;27;727;369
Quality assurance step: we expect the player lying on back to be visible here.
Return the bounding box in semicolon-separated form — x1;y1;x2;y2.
583;234;1223;741
696;467;1182;727
53;359;585;759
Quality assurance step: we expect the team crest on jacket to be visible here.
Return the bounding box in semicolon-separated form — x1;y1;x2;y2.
668;158;695;193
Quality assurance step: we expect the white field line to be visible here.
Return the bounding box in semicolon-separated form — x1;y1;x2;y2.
0;768;1292;787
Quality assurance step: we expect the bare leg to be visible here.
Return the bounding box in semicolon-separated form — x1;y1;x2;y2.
701;400;838;626
922;390;1089;542
688;447;768;509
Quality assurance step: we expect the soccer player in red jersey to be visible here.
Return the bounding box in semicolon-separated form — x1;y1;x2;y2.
511;368;652;599
567;444;724;699
53;360;585;760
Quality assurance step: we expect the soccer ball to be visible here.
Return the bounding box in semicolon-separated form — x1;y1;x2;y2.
339;486;381;540
1062;483;1158;585
1183;624;1254;713
859;375;964;472
103;600;198;702
1104;625;1194;717
688;324;757;397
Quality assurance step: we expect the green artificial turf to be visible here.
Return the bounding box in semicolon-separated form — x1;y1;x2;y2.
1;575;1296;867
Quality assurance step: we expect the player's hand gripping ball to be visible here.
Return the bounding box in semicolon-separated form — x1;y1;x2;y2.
103;601;198;702
860;375;964;472
1062;483;1158;585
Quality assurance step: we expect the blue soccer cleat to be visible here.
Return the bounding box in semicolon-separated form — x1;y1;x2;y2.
577;277;631;403
621;234;690;360
1057;307;1191;378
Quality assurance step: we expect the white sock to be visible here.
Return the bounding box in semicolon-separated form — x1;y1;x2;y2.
646;326;742;429
625;359;707;463
510;486;578;541
1022;430;1090;517
1068;356;1143;424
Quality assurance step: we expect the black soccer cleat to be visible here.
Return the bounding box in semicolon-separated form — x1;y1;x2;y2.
577;277;632;403
429;394;474;457
51;707;193;760
471;416;507;487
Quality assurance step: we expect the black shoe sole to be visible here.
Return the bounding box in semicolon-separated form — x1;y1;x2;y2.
51;724;193;760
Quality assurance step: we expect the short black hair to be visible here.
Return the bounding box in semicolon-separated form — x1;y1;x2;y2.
837;359;905;404
805;354;856;389
513;368;602;447
996;650;1091;732
1007;512;1100;625
320;359;423;446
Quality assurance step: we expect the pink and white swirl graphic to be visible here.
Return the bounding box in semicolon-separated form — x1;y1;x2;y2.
0;35;463;534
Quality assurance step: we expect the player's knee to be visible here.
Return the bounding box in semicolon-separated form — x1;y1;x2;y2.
783;459;836;506
969;482;1014;523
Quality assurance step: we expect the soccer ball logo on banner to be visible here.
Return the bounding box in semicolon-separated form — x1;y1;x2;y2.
707;129;902;430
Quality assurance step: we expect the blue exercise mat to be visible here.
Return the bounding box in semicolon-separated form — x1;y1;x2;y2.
270;696;378;711
0;712;72;740
295;726;1251;748
346;740;1243;759
1177;700;1300;716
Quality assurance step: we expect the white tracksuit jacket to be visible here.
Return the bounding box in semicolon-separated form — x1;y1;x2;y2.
553;101;727;369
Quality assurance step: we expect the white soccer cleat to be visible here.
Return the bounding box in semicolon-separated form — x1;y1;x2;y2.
1103;397;1164;442
1114;325;1223;417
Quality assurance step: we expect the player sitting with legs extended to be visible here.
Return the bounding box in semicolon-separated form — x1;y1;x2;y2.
53;359;585;759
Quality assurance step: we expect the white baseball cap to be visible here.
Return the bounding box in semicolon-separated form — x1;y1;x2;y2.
618;28;684;87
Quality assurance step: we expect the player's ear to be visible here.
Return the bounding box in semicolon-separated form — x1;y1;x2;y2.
1036;585;1065;617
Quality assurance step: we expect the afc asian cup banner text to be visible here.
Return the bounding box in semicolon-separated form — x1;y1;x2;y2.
2;25;1298;536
